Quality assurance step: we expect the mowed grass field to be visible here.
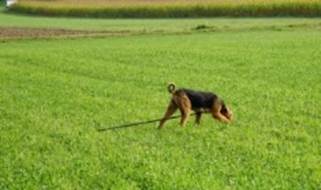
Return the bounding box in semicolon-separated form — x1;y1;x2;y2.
1;9;321;190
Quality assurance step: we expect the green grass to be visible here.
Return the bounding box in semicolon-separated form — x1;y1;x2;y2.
1;10;321;189
2;7;321;33
8;0;321;18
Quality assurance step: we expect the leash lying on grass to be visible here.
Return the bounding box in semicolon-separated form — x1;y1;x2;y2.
97;113;198;132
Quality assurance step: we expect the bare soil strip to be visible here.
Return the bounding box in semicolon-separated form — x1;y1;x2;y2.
0;27;133;40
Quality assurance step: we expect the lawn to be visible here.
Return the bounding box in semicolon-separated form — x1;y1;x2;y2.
0;10;321;190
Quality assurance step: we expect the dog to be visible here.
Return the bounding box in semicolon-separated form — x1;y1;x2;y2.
158;83;233;129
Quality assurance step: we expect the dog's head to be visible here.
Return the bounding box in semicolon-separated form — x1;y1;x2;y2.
221;104;233;121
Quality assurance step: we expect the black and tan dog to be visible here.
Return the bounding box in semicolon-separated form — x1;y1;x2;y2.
158;83;233;128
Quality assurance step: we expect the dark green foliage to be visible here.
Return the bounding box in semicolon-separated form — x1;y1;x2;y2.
193;24;209;30
8;2;321;18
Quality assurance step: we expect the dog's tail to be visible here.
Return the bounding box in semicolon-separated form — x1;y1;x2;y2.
167;83;176;94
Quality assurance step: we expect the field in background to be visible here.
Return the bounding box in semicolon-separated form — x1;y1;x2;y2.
2;6;321;40
15;0;321;7
1;7;321;188
2;6;321;32
9;0;321;17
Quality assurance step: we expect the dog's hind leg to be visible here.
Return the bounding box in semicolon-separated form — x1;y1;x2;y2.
176;95;191;127
158;100;178;129
195;112;202;125
179;108;190;127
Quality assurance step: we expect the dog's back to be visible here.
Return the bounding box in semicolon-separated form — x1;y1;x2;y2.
177;88;218;110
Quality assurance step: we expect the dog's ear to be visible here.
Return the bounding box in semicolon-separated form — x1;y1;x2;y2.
221;105;233;120
226;107;233;121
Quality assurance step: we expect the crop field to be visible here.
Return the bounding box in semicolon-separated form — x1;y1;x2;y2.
9;0;321;17
1;5;321;190
15;0;321;7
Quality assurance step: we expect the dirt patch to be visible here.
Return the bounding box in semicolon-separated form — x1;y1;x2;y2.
0;27;132;40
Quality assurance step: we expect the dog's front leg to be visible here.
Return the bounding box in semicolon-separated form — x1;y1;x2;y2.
211;103;230;124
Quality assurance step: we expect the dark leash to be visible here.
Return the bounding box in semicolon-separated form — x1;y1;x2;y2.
96;113;198;132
